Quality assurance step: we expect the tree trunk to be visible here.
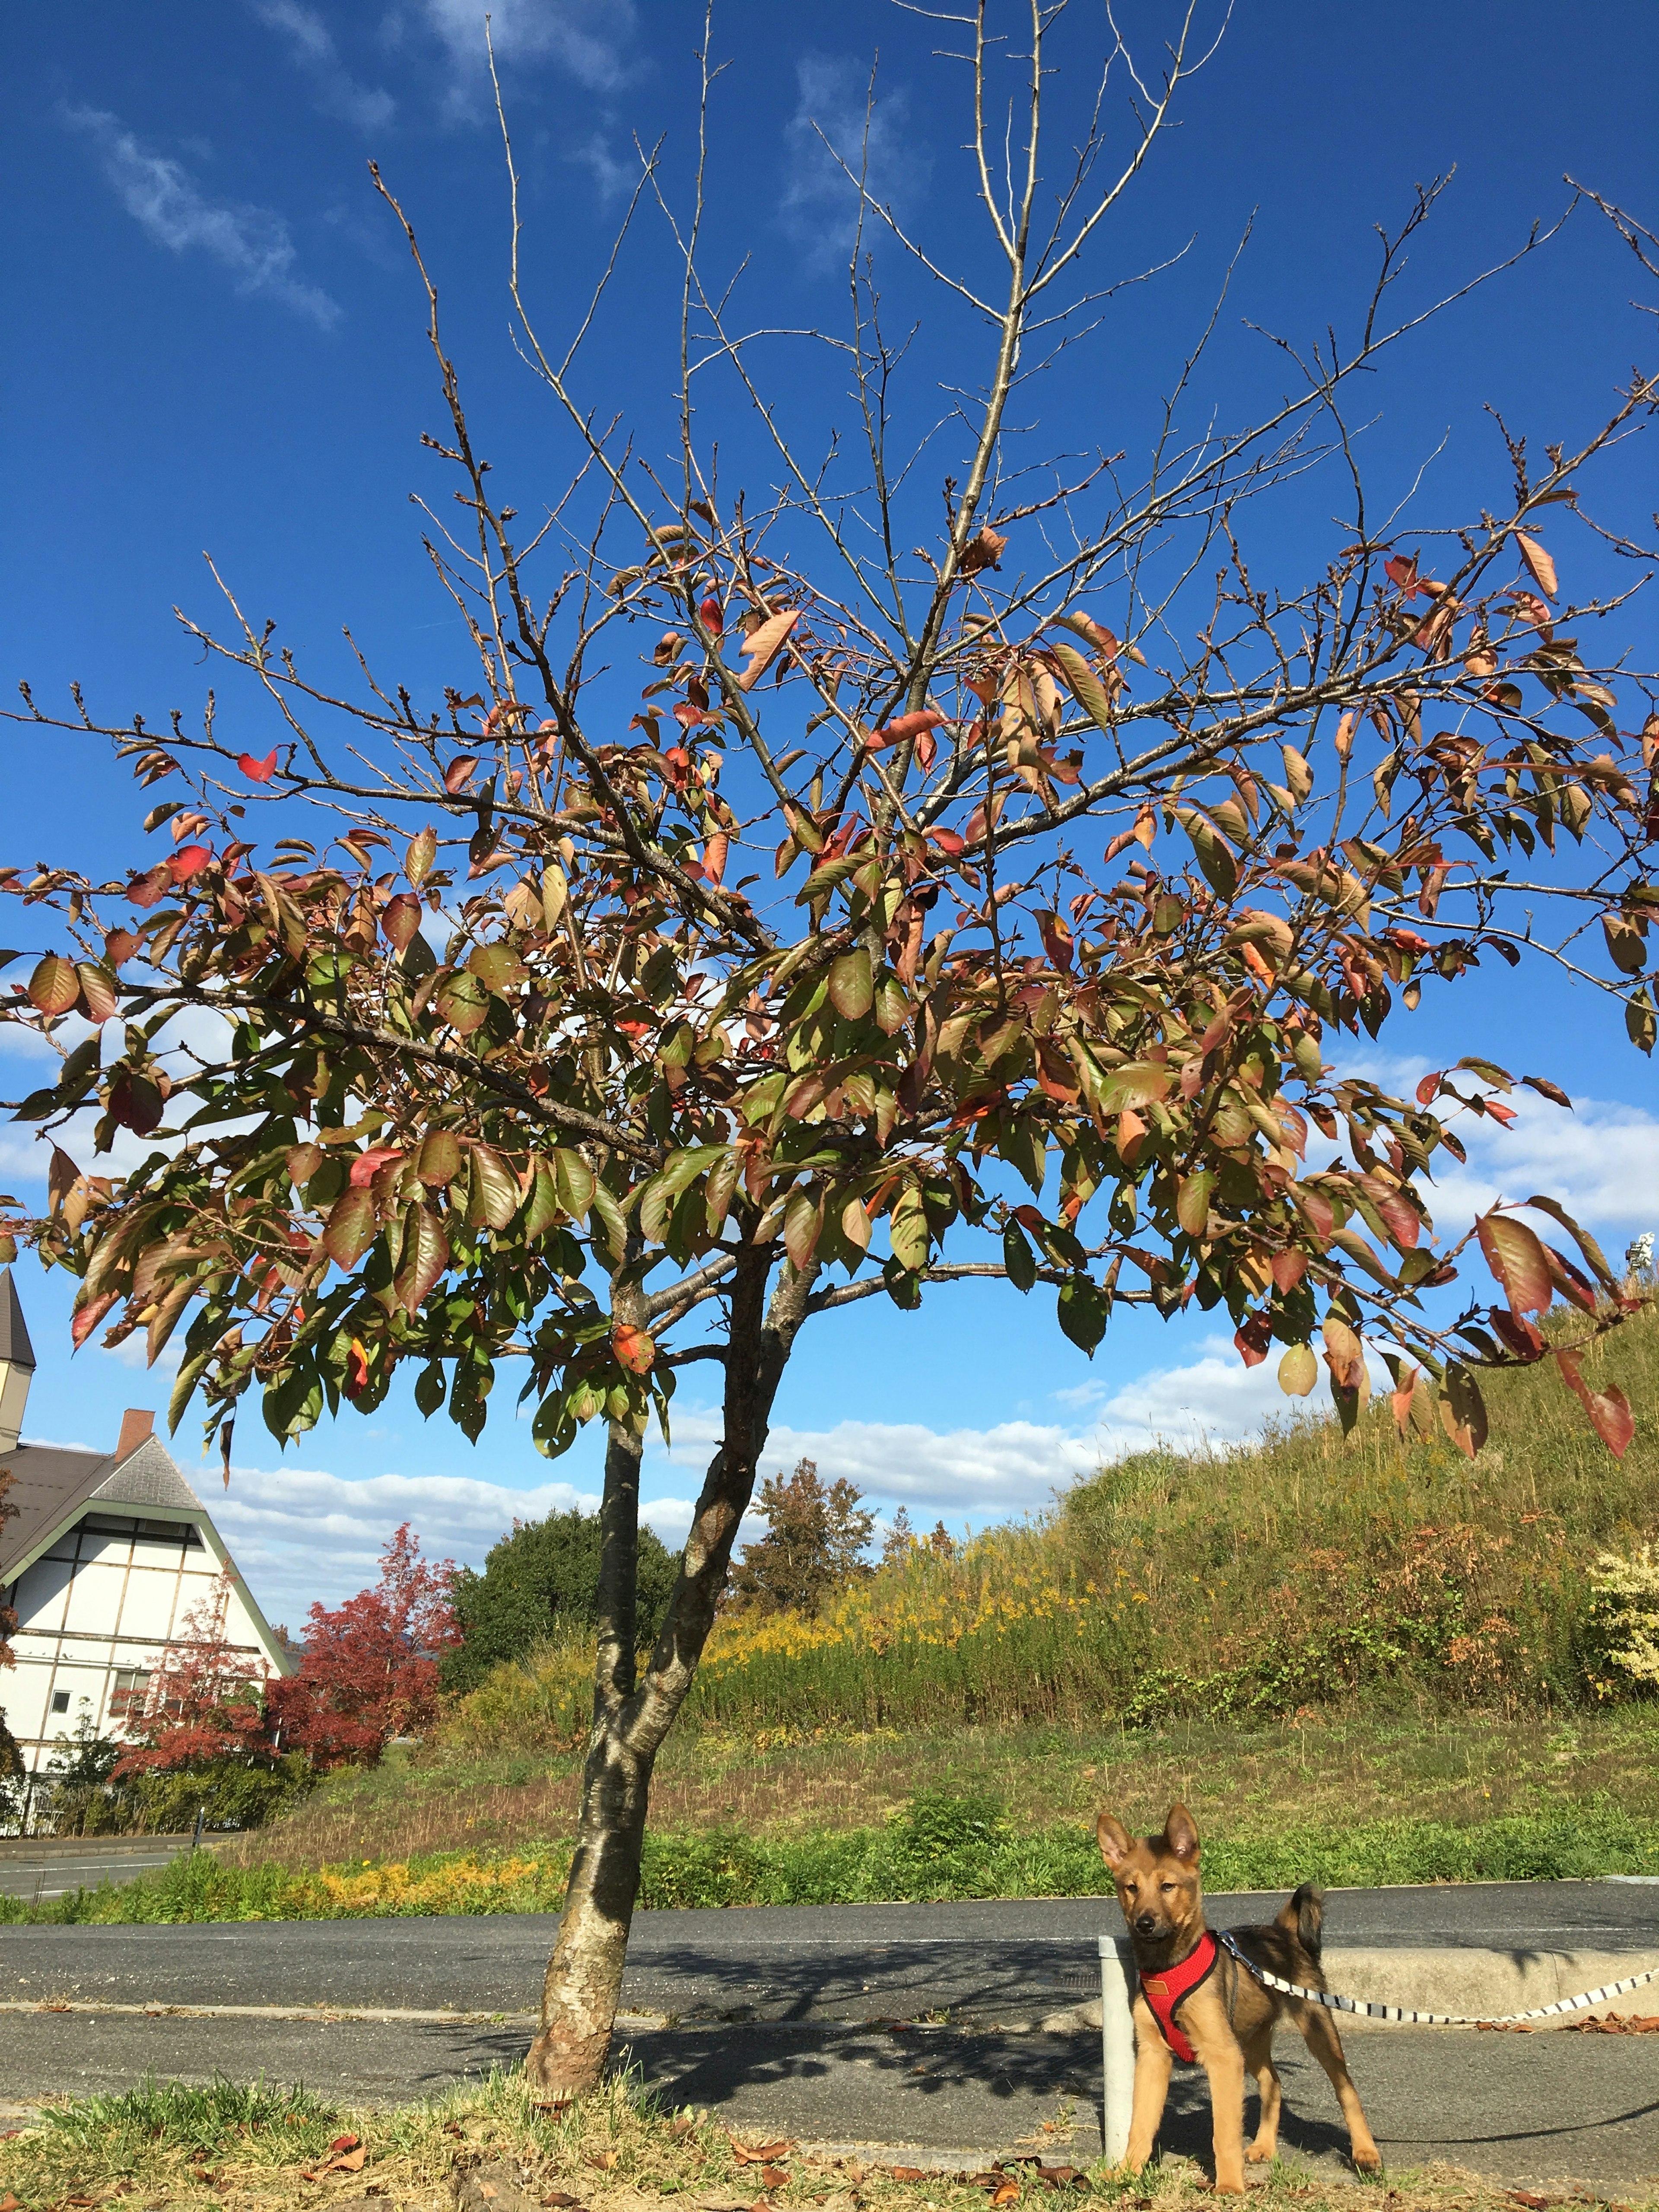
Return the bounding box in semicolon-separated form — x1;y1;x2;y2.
524;1239;816;2094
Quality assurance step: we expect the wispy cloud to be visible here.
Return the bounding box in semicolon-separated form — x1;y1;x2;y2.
782;54;931;271
63;107;340;328
420;0;636;97
565;128;634;204
246;0;396;133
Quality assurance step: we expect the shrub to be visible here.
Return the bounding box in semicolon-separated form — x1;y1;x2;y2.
1585;1544;1659;1696
442;1510;677;1697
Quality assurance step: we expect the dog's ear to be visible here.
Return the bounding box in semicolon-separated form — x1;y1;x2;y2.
1096;1812;1134;1870
1163;1804;1201;1863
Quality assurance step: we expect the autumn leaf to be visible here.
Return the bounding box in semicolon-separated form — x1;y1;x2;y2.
168;845;212;882
957;524;1007;574
1477;1211;1553;1315
444;755;479;794
1515;531;1558;599
1555;1347;1636;1459
613;1323;656;1374
27;953;80;1016
1278;1343;1317;1397
322;1189;379;1270
382;892;423;950
735;610;801;691
407;826;438;886
237;749;279;782
828;947;874;1020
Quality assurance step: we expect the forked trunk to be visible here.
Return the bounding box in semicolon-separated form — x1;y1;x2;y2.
524;1240;815;2095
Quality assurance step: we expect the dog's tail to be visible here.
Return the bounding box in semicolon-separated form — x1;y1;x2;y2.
1275;1881;1325;1960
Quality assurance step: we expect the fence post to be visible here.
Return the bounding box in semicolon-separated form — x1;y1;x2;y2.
1099;1934;1135;2164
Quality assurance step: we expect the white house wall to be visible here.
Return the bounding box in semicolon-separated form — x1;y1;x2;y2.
3;1508;276;1775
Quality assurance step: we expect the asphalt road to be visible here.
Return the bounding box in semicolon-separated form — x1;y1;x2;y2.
6;1883;1659;2020
0;1838;194;1902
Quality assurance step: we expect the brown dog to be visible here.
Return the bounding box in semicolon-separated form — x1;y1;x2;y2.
1096;1804;1380;2190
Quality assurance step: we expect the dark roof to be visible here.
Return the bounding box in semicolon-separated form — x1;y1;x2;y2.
0;1271;36;1371
0;1436;204;1587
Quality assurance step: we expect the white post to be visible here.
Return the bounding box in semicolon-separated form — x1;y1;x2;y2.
1099;1933;1136;2164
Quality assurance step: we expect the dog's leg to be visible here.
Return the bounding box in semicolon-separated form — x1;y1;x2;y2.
1295;2005;1381;2173
1185;2005;1248;2194
1239;2027;1281;2164
1122;1996;1174;2173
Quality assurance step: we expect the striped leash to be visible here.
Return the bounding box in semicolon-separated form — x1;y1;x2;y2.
1217;1929;1659;2028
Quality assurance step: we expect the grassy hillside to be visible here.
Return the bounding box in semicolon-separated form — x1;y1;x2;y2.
20;1305;1650;1919
438;1303;1659;1752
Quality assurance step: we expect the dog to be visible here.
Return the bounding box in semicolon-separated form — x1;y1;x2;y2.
1096;1803;1380;2190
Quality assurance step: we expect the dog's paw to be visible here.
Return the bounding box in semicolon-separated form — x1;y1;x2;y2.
1245;2144;1275;2164
1351;2148;1382;2175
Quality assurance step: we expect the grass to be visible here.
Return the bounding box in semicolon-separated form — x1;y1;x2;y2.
2;2069;1652;2212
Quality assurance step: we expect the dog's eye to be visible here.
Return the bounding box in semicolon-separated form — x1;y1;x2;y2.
1160;1880;1175;1891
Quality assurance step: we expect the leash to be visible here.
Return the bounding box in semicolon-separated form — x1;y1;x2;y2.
1217;1929;1659;2028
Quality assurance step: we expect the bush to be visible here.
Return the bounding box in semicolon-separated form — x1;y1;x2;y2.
1585;1545;1659;1696
442;1509;677;1696
124;1754;313;1835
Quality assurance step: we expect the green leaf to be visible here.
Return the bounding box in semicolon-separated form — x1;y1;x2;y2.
416;1130;463;1187
469;943;529;996
1277;1343;1317;1397
1176;1171;1216;1239
828;947;874;1020
466;1141;518;1230
393;1201;449;1315
1057;1273;1110;1356
889;1186;929;1271
263;1363;323;1442
1002;1220;1038;1293
1047;638;1118;733
435;970;489;1036
1626;982;1657;1055
523;1160;561;1239
783;1185;823;1269
415;1361;446;1417
1098;1062;1172;1113
322;1188;378;1270
554;1147;596;1222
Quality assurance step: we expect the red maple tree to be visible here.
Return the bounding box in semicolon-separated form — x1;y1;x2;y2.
113;1566;274;1776
271;1524;457;1768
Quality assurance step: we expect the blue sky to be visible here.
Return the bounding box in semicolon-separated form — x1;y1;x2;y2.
3;0;1656;1624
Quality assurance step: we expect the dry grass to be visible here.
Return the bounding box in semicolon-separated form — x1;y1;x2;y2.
3;2069;1650;2212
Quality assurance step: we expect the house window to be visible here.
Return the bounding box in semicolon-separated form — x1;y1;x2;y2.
50;1690;71;1714
110;1669;151;1719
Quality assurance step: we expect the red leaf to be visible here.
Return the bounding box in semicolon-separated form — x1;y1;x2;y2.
699;595;724;635
238;750;278;782
1482;1098;1517;1126
168;845;211;882
350;1147;404;1189
393;1202;448;1316
1521;1075;1573;1108
613;1322;656;1374
105;928;140;966
323;1188;379;1270
1233;1313;1272;1368
870;709;948;749
1270;1250;1306;1294
1415;1071;1443;1106
70;1290;119;1349
343;1339;370;1397
127;864;172;909
1478;1211;1553;1314
1555;1348;1637;1459
381;893;422;950
444;755;479;795
1037;912;1074;972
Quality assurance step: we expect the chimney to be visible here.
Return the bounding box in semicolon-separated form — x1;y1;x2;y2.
0;1266;38;1455
116;1408;155;1462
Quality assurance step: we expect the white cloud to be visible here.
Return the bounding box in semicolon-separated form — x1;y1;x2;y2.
782;55;931;270
565;129;633;203
247;0;397;131
62;107;340;329
420;0;635;95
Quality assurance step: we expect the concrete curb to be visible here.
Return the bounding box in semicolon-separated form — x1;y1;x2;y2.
1029;1947;1659;2034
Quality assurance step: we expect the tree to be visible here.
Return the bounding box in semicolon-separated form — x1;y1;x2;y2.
444;1507;678;1696
880;1506;917;1568
731;1458;876;1614
114;1565;275;1777
271;1524;456;1767
1;7;1653;2090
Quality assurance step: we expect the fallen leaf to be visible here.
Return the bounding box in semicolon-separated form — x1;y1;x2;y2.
760;2169;790;2190
585;2152;619;2172
992;2186;1021;2206
889;2170;927;2184
539;2194;583;2208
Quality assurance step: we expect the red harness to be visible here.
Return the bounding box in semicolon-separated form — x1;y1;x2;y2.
1137;1929;1218;2063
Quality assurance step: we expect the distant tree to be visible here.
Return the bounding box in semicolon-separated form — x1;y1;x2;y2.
444;1507;678;1696
271;1524;456;1767
114;1565;275;1779
41;1701;126;1834
731;1458;876;1615
927;1520;957;1561
880;1506;917;1567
